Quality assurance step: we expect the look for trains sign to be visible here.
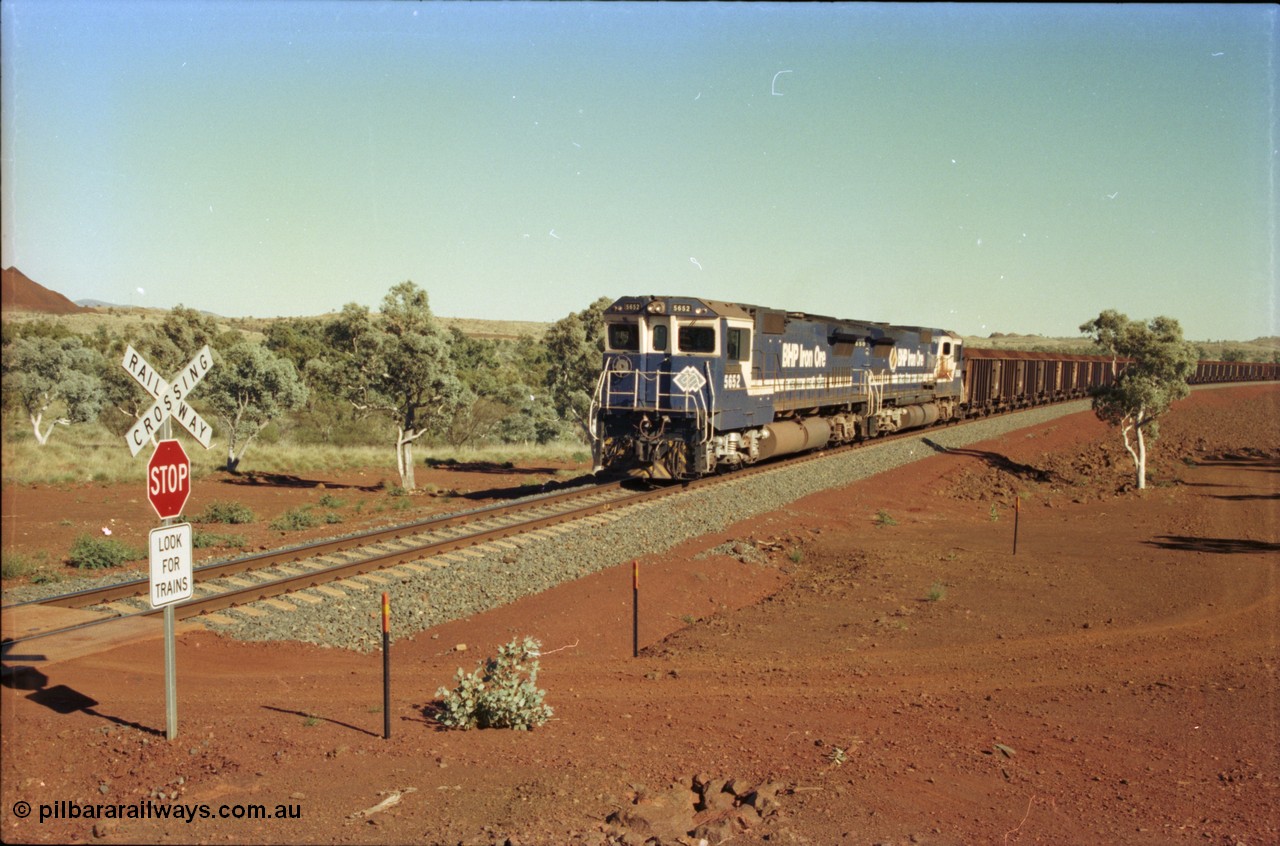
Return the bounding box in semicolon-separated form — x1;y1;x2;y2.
149;522;193;608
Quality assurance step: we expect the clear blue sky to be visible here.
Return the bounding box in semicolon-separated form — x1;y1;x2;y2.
2;2;1276;340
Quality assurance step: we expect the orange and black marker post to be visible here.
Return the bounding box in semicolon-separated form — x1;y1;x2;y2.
381;592;391;739
632;561;640;658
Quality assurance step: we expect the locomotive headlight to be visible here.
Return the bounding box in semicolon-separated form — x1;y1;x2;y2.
610;356;633;374
646;300;665;314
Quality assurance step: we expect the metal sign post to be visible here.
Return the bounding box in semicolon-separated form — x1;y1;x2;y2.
122;346;214;742
148;420;189;740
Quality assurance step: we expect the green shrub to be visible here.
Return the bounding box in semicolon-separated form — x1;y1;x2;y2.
192;530;247;549
196;501;256;524
926;582;947;602
68;535;142;570
318;493;345;509
269;506;317;531
874;509;898;527
2;551;35;580
435;637;553;731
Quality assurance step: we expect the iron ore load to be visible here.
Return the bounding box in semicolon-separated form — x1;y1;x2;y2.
588;294;1275;480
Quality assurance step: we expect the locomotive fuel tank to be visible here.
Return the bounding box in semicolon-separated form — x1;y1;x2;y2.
755;418;832;461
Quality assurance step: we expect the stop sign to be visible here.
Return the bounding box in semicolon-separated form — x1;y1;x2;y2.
147;439;191;520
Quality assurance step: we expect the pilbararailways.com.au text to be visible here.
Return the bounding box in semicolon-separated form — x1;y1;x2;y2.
14;799;301;824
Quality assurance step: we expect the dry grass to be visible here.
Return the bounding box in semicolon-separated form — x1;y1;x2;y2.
1;420;588;487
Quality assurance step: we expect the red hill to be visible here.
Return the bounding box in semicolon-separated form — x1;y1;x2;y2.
1;267;84;314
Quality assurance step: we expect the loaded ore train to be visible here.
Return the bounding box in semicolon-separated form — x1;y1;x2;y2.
588;295;1277;480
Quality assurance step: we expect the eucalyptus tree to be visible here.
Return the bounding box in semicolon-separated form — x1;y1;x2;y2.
324;282;464;490
543;296;611;441
1079;310;1197;490
203;341;309;472
1;335;105;445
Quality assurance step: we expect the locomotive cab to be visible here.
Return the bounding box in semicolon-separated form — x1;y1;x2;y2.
594;297;749;479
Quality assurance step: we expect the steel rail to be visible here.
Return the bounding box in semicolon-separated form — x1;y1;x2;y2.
1;480;685;648
3;477;628;613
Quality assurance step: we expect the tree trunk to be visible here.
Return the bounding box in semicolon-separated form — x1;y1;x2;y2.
31;412;50;446
402;436;416;491
396;427;419;491
224;427;260;474
1120;412;1149;490
30;411;63;446
1135;424;1147;490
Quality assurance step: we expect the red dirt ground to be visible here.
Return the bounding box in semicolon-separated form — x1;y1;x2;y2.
0;459;588;580
2;384;1277;845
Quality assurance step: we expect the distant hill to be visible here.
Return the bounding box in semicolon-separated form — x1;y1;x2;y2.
1;269;547;341
1;267;84;314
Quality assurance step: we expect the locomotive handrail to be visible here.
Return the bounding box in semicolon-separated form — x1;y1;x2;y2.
867;369;882;416
702;361;715;444
588;368;608;442
597;366;714;425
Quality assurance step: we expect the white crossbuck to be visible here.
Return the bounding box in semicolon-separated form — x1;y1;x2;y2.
122;345;215;456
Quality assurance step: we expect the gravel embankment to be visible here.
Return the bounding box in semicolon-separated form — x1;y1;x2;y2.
200;401;1093;652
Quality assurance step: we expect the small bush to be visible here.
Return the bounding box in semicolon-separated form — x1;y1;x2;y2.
318;493;346;509
788;547;804;563
192;530;247;549
270;506;317;532
197;501;256;524
68;535;142;570
874;509;898;527
435;637;553;731
926;582;947;602
2;551;35;580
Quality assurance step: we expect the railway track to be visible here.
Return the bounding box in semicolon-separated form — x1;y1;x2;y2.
1;479;660;647
1;395;1103;652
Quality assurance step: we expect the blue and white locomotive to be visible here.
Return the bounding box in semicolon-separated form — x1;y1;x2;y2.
589;295;964;480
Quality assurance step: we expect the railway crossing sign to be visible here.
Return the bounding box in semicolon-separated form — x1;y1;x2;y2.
149;523;193;609
147;439;191;520
119;341;216;742
122;345;215;456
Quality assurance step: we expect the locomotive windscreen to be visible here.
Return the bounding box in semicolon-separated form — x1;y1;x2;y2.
677;325;716;354
607;323;640;352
